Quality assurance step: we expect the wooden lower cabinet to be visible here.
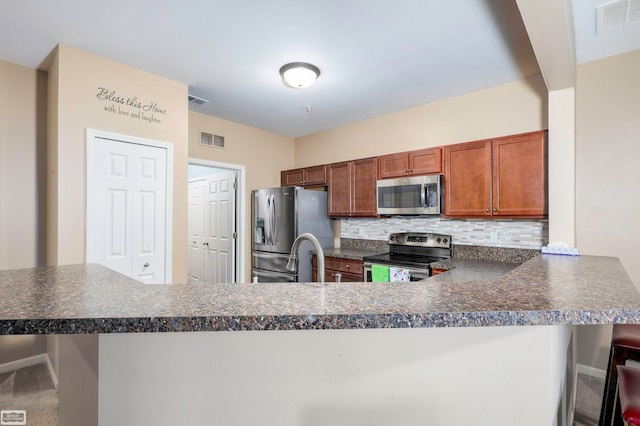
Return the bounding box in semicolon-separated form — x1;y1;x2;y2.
327;157;377;217
431;268;447;276
312;255;364;282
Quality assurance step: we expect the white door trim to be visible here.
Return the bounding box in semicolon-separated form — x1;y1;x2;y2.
86;128;174;282
188;158;245;283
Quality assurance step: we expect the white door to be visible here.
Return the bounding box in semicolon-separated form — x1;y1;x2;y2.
87;135;168;284
187;179;205;283
204;171;236;284
187;171;236;284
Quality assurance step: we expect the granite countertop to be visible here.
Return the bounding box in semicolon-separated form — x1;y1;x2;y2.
321;248;385;260
2;255;640;335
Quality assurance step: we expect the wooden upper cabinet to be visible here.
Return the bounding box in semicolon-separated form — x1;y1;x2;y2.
328;157;378;217
443;130;547;218
351;157;378;216
492;131;547;216
281;165;327;187
281;168;304;186
443;140;493;217
378;152;409;179
327;161;352;216
378;147;442;179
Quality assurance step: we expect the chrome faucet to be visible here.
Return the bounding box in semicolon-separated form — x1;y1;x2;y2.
286;233;325;283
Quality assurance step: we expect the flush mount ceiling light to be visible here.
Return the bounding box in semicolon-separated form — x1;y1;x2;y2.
279;62;321;88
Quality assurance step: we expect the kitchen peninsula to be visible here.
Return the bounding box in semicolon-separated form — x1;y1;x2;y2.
2;255;639;425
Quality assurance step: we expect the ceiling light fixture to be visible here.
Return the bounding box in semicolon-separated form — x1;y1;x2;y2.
279;62;320;88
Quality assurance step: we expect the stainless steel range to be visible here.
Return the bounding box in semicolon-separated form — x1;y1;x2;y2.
363;232;452;282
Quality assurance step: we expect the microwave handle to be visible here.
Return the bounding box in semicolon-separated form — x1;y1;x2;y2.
421;183;426;207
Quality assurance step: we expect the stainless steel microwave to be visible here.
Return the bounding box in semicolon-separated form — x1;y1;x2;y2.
376;175;442;215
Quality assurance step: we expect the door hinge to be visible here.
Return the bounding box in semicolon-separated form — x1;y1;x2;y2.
233;181;237;190
233;232;237;239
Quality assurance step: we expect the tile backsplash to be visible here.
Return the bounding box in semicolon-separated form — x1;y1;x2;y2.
340;217;548;249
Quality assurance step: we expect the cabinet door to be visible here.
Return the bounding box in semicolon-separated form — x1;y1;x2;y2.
351;157;378;217
303;165;327;186
281;169;303;186
378;152;409;179
492;131;546;216
327;161;352;217
410;147;442;175
443;140;492;217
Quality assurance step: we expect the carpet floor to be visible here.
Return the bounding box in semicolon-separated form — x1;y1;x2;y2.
574;372;604;426
0;362;58;426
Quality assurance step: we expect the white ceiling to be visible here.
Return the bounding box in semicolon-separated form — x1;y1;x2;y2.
1;0;639;138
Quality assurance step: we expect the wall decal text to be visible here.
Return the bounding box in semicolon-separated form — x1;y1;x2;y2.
96;87;167;124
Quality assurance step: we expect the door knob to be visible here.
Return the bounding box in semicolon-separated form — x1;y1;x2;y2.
203;242;209;246
144;263;149;268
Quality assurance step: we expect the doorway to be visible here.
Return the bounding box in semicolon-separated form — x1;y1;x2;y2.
86;129;173;284
188;159;245;284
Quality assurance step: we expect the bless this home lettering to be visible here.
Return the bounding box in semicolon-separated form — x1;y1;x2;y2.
96;87;167;124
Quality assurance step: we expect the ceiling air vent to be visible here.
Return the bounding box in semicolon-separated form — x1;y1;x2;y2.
597;0;640;34
188;94;210;105
200;132;225;148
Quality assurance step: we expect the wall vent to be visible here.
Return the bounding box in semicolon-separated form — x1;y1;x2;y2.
200;132;225;148
597;0;640;34
188;94;210;105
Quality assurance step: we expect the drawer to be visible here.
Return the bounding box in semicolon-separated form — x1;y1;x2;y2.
324;257;363;274
313;267;363;282
326;271;363;282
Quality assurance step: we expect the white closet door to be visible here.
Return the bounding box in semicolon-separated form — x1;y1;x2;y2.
89;138;167;284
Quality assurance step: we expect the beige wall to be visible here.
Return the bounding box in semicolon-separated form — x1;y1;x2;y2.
548;88;576;245
0;60;48;363
0;61;47;269
47;45;189;282
576;49;640;286
188;111;295;281
575;49;640;369
295;74;548;166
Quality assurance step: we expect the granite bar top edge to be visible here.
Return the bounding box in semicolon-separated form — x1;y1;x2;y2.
2;256;640;335
3;308;640;335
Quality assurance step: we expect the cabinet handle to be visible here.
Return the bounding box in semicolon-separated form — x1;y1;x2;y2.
408;168;412;173
493;208;497;212
404;169;408;173
345;265;350;268
485;208;489;212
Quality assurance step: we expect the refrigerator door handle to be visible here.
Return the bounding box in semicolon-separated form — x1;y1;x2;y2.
271;194;277;245
264;195;272;245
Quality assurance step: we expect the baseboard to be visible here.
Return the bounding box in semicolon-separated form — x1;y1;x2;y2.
577;363;606;380
0;353;58;388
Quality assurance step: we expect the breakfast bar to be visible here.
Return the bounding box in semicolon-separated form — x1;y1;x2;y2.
1;254;639;425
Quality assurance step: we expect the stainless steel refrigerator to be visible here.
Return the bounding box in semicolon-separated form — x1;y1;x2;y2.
252;186;333;282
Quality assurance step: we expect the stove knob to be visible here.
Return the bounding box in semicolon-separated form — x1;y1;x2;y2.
443;238;448;244
437;237;441;243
